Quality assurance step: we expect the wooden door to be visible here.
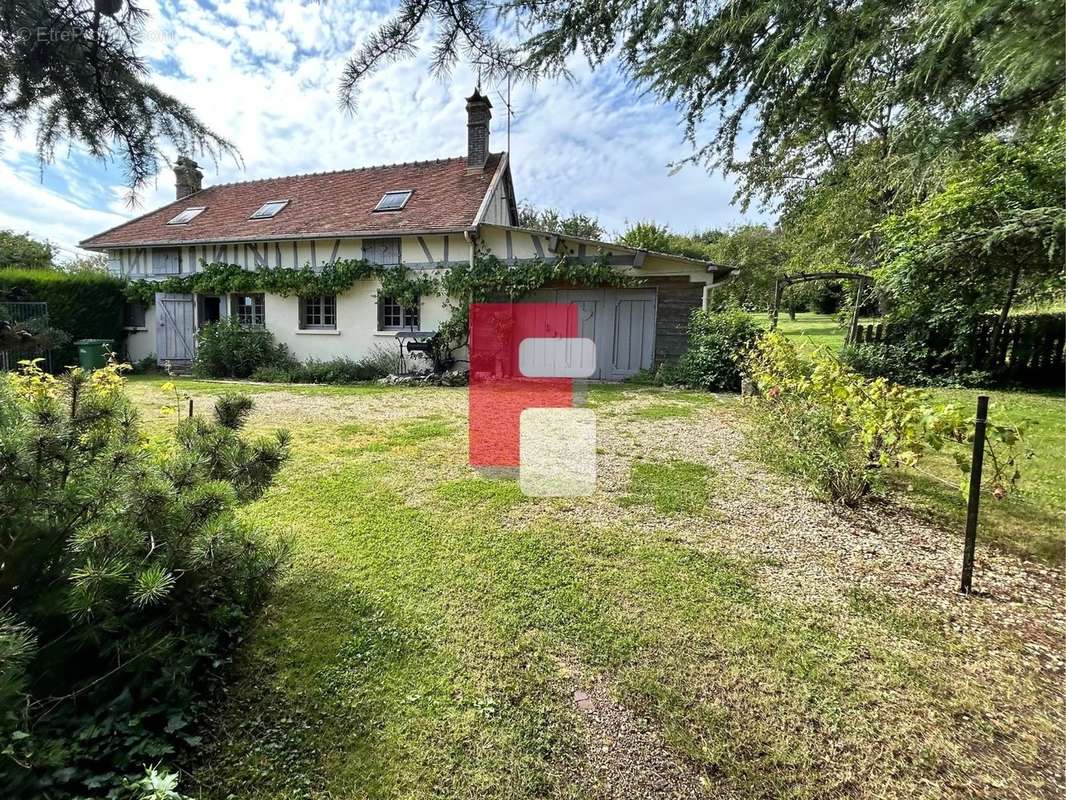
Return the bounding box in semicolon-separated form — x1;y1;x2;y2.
155;293;196;364
606;289;656;380
520;288;657;381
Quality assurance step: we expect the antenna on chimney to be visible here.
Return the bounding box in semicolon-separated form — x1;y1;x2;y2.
496;76;516;154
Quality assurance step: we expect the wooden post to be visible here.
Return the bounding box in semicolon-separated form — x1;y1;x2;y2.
188;398;194;419
960;395;989;594
846;278;864;345
770;279;783;331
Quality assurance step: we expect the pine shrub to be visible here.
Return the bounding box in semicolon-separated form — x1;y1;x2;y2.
0;361;290;796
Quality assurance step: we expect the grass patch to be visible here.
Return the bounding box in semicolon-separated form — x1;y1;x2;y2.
897;387;1064;565
621;460;712;514
846;587;948;647
365;417;451;451
747;311;876;357
114;379;1060;799
436;477;526;513
126;373;394;398
628;403;696;420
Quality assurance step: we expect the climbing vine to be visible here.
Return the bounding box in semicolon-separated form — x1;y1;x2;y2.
125;259;437;308
430;251;643;362
126;251;642;369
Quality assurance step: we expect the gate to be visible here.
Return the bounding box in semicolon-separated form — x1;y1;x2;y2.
0;301;52;371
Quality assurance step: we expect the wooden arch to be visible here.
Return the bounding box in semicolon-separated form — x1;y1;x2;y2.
770;271;875;345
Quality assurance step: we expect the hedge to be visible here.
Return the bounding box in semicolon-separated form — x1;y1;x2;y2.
0;269;127;369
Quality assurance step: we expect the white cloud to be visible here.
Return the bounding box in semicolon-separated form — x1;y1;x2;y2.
0;0;773;256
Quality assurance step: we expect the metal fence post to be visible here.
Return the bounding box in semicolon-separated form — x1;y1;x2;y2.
960;395;989;594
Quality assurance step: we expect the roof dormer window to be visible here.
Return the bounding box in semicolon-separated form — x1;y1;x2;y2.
373;190;412;212
167;207;206;225
249;200;290;220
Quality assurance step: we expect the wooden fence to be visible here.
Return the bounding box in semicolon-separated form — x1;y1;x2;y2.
852;313;1065;385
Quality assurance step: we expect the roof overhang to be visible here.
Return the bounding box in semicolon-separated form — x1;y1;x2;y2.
80;227;477;252
472;152;518;227
478;223;736;273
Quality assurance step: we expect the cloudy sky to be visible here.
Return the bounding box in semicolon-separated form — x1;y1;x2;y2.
0;0;773;259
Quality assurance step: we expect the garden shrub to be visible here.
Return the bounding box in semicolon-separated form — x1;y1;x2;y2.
840;342;941;386
249;347;402;385
0;269;126;368
249;364;295;383
0;361;290;796
214;391;255;430
194;318;294;378
675;309;761;391
744;333;1026;505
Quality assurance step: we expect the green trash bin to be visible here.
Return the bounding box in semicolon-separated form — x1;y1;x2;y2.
74;339;113;371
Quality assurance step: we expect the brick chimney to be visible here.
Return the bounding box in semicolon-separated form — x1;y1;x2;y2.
174;156;203;199
466;88;492;171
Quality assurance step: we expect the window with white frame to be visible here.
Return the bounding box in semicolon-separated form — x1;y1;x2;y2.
231;293;265;326
167;207;206;225
373;190;412;212
377;295;419;331
299;295;336;329
249;200;289;219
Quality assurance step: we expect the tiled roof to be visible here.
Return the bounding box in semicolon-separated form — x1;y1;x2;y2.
81;154;505;248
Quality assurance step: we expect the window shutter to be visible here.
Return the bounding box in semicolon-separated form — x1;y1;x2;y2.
363;238;400;266
383;238;399;265
377;295;386;329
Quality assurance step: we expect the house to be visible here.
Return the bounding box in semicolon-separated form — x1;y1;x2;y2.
81;90;733;380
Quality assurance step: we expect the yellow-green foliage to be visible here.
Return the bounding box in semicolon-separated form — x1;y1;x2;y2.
744;333;1027;503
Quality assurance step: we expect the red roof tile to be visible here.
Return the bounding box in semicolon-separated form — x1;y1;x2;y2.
81;154;505;248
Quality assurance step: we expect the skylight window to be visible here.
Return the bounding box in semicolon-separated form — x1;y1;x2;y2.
374;190;413;212
167;207;206;225
249;200;289;220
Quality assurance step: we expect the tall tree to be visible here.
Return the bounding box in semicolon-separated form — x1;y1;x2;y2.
341;1;1063;207
619;221;721;261
516;203;604;239
0;231;54;270
1;1;235;197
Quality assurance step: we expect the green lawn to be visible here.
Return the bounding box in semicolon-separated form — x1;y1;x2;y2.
901;387;1065;564
756;313;1065;566
120;376;1061;799
748;311;875;356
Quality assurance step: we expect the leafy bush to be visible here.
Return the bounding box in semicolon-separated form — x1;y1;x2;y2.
840;342;941;386
0;361;290;796
293;356;384;384
194;318;293;378
249;347;402;385
675;309;761;391
0;269;127;367
744;333;1027;504
249;364;295;383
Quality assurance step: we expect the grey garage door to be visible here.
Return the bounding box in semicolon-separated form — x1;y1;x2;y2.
524;288;657;380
